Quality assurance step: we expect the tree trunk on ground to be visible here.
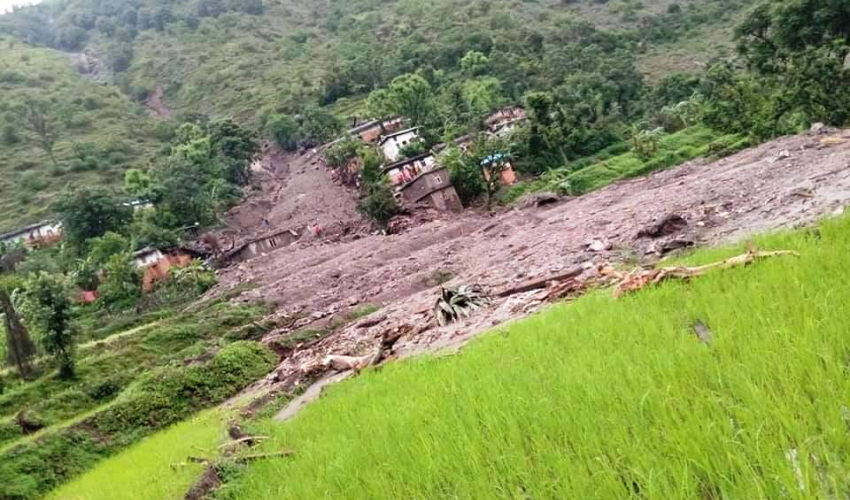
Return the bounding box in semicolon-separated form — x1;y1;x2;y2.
0;289;36;379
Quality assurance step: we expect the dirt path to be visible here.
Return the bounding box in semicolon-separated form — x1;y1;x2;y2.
212;129;850;409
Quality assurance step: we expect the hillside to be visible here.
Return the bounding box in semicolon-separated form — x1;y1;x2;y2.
0;0;757;232
0;38;163;231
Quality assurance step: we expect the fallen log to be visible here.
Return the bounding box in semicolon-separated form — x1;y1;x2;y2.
604;250;799;297
321;329;404;372
496;267;583;297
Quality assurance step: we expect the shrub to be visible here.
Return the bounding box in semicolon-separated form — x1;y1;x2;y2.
358;184;398;225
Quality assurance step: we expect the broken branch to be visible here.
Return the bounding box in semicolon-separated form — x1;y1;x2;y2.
606;250;799;297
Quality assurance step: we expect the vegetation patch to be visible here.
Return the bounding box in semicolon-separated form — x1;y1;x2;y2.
221;214;850;499
0;341;276;499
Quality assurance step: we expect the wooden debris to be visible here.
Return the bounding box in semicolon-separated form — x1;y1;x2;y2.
496;268;583;297
218;436;269;449
316;328;405;374
603;250;799;297
235;450;295;463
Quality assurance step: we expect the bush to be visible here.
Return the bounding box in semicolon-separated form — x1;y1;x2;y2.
358;184;398;225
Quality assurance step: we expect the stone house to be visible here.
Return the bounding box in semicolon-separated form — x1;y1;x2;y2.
379;127;421;162
400;167;463;212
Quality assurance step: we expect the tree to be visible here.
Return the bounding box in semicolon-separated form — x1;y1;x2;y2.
20;273;77;379
87;232;131;268
124;168;154;199
441;145;484;206
17;99;59;170
54;188;133;247
468;134;513;209
460;50;490;76
367;74;436;126
99;252;142;310
297;105;343;146
357;156;398;225
0;278;36;380
208;118;259;185
266;114;299;151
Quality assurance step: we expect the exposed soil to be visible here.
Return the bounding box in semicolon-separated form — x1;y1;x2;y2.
146;85;171;120
209;129;850;412
216;147;367;250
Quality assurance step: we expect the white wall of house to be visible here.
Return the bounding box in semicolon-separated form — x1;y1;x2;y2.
133;249;164;268
380;129;420;162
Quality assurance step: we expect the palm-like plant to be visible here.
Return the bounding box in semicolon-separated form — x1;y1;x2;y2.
434;285;491;326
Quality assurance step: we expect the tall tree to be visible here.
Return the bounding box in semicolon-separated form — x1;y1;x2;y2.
20;273;77;379
18;98;59;170
0;284;36;380
54;187;133;247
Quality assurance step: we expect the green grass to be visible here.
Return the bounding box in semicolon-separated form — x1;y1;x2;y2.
221;214;850;499
45;409;229;500
505;126;748;204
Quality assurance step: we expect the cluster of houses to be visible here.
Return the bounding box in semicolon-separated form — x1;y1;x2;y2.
0;211;198;301
345;106;527;212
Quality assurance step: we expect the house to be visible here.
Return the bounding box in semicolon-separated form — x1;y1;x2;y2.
400;167;463;212
132;247;198;292
348;118;405;144
485;106;527;135
0;221;63;248
226;228;301;263
378;127;421;162
382;153;436;187
122;199;154;212
481;152;518;186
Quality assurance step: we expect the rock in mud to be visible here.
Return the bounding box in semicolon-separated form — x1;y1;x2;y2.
636;213;688;239
519;192;560;209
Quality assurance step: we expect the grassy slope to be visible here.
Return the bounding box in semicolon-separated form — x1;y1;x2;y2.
0;38;163;232
46;409;229;500
219;215;850;499
502;126;749;203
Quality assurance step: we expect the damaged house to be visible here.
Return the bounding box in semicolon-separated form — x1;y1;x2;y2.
383;153;437;187
132;247;199;292
348;117;405;144
224;228;301;263
486;106;527;136
399;167;463;212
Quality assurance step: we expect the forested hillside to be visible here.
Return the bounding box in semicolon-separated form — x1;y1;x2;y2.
0;0;757;231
